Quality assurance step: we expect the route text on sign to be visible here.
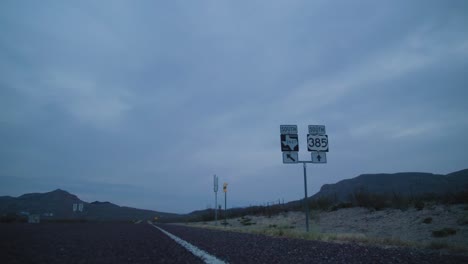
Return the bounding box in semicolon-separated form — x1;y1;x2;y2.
307;135;328;152
280;125;298;135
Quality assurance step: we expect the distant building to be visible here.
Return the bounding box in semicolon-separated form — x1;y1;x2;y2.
28;214;40;223
78;203;84;212
73;203;77;212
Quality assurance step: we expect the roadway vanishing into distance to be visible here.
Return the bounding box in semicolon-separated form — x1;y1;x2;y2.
1;222;467;264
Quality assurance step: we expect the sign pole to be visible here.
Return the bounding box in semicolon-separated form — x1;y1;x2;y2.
214;175;218;225
215;191;218;224
303;162;310;232
224;190;227;225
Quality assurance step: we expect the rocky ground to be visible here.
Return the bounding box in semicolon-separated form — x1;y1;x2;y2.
185;204;468;253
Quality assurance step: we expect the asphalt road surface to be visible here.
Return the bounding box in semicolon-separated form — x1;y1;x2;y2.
1;222;467;264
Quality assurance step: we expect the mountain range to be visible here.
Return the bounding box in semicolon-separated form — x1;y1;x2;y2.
1;169;467;222
0;189;178;221
310;168;468;201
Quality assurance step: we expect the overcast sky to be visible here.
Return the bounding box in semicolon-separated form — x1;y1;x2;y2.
1;1;467;213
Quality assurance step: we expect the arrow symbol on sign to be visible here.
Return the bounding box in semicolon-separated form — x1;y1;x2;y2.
286;154;296;162
317;154;322;162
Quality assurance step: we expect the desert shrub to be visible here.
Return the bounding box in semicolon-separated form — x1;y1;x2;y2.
330;202;353;211
429;241;448;250
351;189;388;210
414;200;425;211
390;192;410;210
432;228;457;237
457;215;468;225
0;213;27;223
422;217;432;224
308;197;333;211
239;216;255;226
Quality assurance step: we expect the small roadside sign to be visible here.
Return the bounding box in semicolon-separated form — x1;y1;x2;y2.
311;151;327;163
280;125;298;135
282;152;298;163
223;183;228;193
281;134;299;151
307;134;328;152
308;125;326;135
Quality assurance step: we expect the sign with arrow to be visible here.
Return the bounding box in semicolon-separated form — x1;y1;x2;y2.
311;151;327;163
282;152;298;164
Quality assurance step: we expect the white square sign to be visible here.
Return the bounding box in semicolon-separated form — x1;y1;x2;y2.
311;151;327;163
282;152;298;163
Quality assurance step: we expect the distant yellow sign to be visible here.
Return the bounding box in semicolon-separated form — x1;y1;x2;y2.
223;183;228;192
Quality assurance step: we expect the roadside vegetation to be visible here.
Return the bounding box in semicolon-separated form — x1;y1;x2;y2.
181;188;468;254
183;188;468;223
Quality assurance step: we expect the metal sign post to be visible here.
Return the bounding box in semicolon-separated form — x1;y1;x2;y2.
280;125;329;232
303;162;310;232
223;183;228;225
213;175;218;225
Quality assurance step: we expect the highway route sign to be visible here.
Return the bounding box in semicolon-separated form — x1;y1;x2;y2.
281;134;299;151
308;125;326;135
307;134;328;152
282;152;298;163
280;125;298;135
311;151;327;163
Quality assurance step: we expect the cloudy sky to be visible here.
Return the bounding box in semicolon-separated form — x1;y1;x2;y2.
1;1;467;213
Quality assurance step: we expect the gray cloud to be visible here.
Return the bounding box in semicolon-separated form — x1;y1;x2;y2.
1;0;467;213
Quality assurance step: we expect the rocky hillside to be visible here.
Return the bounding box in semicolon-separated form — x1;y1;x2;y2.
311;169;468;201
0;189;178;221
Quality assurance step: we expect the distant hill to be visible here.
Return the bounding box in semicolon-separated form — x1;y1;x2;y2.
0;189;178;221
310;169;468;202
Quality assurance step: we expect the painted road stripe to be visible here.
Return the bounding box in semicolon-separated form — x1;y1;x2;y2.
149;222;227;264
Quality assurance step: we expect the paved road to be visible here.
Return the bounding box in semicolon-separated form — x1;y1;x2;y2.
1;222;468;263
0;223;203;264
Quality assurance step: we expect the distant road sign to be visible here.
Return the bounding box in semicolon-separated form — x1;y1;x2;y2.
281;134;299;151
307;134;328;152
308;125;326;135
282;152;298;163
223;183;228;193
280;125;298;135
214;175;218;192
311;151;327;163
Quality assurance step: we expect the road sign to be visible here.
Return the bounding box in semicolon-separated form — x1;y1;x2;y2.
282;152;298;163
308;125;326;135
280;125;298;135
223;183;228;193
281;134;299;151
214;175;218;192
307;134;328;152
311;151;327;163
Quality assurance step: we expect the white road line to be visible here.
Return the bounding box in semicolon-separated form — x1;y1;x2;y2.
148;222;227;264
